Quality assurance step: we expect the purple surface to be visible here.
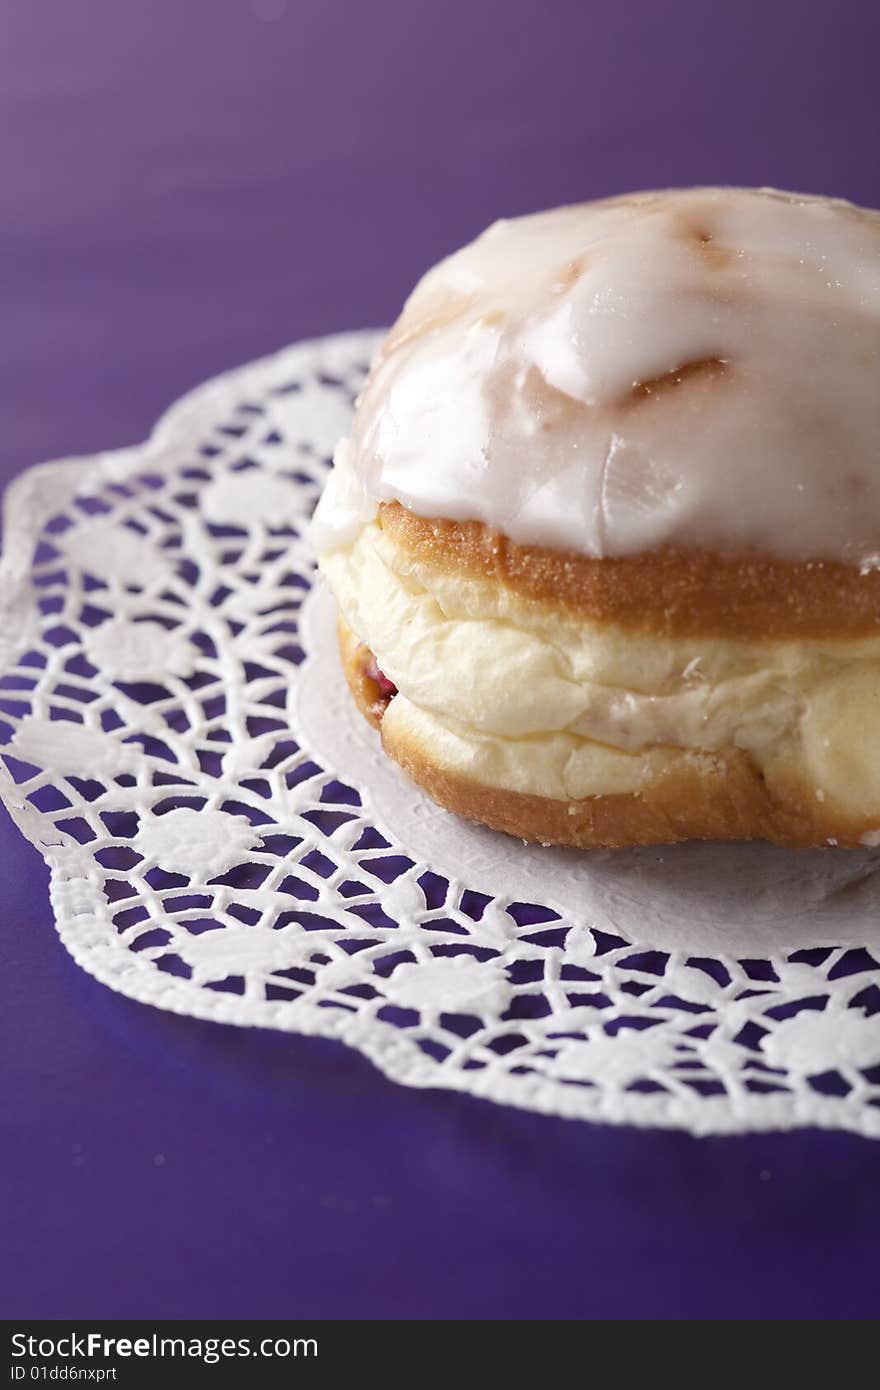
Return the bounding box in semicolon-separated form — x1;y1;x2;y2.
2;0;880;1320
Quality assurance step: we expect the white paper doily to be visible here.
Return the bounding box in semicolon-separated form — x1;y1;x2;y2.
3;329;880;1137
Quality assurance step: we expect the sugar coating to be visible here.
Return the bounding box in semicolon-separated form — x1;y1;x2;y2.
313;188;880;565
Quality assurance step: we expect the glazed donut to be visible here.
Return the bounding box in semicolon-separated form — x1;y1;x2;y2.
312;187;880;849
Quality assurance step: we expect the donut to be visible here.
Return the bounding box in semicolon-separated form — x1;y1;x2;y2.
312;187;880;849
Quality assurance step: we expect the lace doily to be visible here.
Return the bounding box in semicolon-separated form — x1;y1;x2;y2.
2;329;880;1137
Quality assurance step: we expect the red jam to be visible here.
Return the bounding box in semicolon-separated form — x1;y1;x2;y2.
365;656;397;700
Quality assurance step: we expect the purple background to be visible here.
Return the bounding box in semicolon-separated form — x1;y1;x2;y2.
2;0;880;1319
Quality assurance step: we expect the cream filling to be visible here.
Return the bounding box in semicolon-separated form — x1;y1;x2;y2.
382;696;691;799
318;521;880;814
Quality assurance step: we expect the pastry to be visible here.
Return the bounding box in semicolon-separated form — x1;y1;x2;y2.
312;187;880;849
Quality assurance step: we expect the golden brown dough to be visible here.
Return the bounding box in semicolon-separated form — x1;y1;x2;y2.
379;502;880;642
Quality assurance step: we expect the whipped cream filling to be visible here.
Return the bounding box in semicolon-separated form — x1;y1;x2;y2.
311;188;880;566
320;520;880;812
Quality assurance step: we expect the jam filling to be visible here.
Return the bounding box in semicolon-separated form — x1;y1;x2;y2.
364;653;398;708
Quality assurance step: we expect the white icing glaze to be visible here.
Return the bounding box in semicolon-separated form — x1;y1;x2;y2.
312;188;880;563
